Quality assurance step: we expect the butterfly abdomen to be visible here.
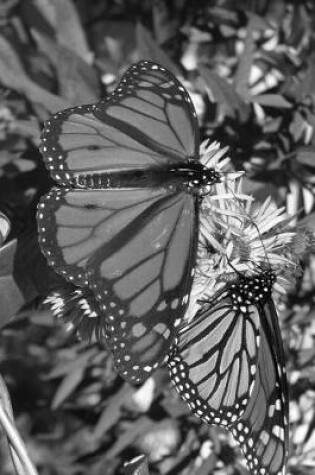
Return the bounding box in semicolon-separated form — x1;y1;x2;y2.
74;170;172;190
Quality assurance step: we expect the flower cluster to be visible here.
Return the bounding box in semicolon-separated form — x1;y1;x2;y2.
186;140;313;321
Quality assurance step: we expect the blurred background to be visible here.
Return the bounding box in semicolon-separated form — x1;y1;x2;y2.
0;1;315;474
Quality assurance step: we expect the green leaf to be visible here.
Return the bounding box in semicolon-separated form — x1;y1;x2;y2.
54;0;92;64
153;2;176;45
51;367;85;409
32;29;100;105
0;0;19;17
234;19;255;99
0;230;64;325
123;455;150;475
13;119;40;143
263;116;282;134
0;212;11;246
296;146;315;168
251;94;292;108
199;65;250;122
0;34;69;112
93;383;133;438
46;348;98;379
136;23;181;77
289;111;308;142
105;416;152;460
30;0;55;30
298;212;315;232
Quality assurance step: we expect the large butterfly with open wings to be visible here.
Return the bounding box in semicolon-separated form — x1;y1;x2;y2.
168;270;289;475
37;60;221;383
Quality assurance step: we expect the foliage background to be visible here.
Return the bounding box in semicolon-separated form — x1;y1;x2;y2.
0;0;315;474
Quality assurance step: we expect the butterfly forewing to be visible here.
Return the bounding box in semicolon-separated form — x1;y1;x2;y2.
40;105;174;187
232;301;289;475
38;187;174;285
95;61;199;160
40;61;199;187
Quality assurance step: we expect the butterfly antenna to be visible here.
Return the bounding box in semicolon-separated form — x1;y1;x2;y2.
219;170;246;180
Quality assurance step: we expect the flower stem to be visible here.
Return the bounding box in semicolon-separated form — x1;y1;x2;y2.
0;375;39;475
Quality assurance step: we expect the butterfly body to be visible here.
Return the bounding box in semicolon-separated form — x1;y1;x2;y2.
73;160;220;194
168;271;288;475
38;60;221;383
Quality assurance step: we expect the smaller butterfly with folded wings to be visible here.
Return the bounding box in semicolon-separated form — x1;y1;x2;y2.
169;270;289;475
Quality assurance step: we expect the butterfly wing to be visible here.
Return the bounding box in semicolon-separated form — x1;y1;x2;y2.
40;61;199;187
38;186;197;383
231;300;289;475
95;61;199;159
168;296;261;425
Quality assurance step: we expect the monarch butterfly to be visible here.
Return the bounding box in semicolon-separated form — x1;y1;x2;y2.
37;60;222;384
168;270;289;475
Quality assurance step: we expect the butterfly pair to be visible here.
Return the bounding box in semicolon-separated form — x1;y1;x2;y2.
37;60;288;475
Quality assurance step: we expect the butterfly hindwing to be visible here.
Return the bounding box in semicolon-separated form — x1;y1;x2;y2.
38;187;175;285
38;186;197;382
169;293;261;425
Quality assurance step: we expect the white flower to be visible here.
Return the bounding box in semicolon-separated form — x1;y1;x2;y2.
187;141;306;319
